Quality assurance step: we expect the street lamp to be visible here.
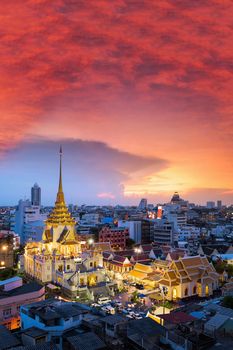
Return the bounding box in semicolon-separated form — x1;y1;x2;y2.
134;247;142;262
2;245;7;251
88;238;94;246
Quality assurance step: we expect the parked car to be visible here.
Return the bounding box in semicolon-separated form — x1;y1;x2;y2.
97;296;112;305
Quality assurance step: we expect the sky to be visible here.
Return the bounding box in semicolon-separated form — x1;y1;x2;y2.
0;0;232;206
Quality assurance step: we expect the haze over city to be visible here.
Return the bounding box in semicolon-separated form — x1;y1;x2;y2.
0;1;232;205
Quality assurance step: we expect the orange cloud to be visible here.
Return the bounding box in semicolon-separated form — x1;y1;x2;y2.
0;1;232;202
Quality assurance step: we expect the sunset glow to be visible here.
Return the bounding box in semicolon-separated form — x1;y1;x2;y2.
0;0;232;205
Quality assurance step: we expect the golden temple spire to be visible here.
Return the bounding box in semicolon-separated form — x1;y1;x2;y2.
59;145;63;193
56;145;65;204
45;146;76;229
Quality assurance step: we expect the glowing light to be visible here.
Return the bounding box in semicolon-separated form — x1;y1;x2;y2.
134;248;142;254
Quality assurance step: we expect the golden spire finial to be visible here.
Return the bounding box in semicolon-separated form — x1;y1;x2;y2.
59;145;63;193
56;145;65;204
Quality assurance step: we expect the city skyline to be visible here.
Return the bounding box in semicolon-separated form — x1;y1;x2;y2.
0;1;232;205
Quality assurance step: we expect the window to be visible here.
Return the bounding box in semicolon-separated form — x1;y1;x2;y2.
5;322;11;330
184;288;188;296
67;265;70;270
90;262;93;268
193;286;197;294
17;305;21;312
3;308;11;317
172;288;177;299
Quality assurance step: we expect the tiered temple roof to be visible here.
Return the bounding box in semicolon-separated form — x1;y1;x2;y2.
46;147;76;227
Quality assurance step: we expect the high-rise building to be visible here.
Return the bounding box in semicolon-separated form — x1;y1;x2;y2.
118;220;142;243
206;201;215;209
31;183;41;206
153;220;175;245
141;219;154;244
217;200;222;209
171;192;181;204
11;201;47;244
138;198;147;210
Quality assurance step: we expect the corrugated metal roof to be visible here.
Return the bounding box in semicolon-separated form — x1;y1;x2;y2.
0;276;22;286
205;314;229;330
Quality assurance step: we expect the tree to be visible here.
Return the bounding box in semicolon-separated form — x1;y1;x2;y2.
0;268;16;281
222;296;233;309
131;290;139;303
126;238;135;249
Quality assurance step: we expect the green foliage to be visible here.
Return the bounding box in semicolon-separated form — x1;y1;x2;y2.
213;260;233;277
222;296;233;309
0;268;16;280
161;301;173;309
126;238;135;248
131;290;139;303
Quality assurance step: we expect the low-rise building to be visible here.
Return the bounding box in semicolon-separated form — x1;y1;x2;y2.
20;299;89;350
158;255;219;300
103;252;132;278
0;277;44;330
99;226;129;250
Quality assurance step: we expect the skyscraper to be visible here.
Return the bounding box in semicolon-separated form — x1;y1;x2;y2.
138;198;147;210
31;183;41;206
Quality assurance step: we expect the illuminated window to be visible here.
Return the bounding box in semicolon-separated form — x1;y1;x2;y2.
172;288;177;299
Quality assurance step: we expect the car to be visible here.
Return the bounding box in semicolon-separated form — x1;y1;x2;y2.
102;306;115;315
127;303;134;307
130;282;136;287
91;303;100;308
97;296;112;305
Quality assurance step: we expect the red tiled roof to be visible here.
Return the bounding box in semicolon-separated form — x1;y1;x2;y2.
159;312;196;324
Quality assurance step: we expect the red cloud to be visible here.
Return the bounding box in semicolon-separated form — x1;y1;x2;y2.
0;1;232;176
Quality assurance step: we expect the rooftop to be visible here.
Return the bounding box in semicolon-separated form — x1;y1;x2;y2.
0;276;22;286
14;343;58;350
159;311;197;324
22;327;48;338
0;325;21;349
23;299;88;321
102;314;126;325
0;282;44;300
67;331;106;350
